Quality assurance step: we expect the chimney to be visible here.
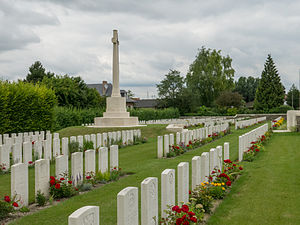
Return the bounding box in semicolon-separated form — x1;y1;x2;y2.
102;81;108;96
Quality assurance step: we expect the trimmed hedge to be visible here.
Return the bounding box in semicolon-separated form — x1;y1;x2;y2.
128;108;180;121
53;107;104;131
0;81;56;133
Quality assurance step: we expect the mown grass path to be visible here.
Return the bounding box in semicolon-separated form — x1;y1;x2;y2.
3;124;264;225
208;132;300;225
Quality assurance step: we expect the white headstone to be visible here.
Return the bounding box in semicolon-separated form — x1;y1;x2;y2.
68;206;99;225
53;138;60;157
11;163;28;207
176;132;180;145
117;187;139;225
192;156;201;190
62;137;69;156
200;152;209;182
96;133;102;149
209;148;216;174
102;133;108;147
84;134;91;142
163;134;169;157
110;145;119;170
56;154;68;179
35;159;50;198
44;139;52;160
157;136;163;159
77;136;83;148
0;145;10;170
169;133;174;147
224;142;229;160
70;136;77;143
91;134;96;149
23;142;32;165
99;147;108;173
33;141;43;159
178;162;189;205
53;133;59;140
161;169;175;218
141;177;158;225
85;150;96;174
71;152;83;186
12;143;22;164
216;145;223;171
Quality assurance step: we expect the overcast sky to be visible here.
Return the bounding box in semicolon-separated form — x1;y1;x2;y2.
1;0;300;98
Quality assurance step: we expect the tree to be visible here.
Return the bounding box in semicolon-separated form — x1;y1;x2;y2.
127;90;134;98
156;70;184;108
42;75;105;108
286;84;300;109
186;47;235;108
254;54;285;111
26;61;53;83
215;91;243;108
234;76;260;102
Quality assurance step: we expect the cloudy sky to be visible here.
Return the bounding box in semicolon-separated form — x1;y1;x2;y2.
1;0;300;98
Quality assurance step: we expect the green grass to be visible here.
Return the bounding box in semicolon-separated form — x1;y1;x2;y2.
1;123;265;224
207;132;300;225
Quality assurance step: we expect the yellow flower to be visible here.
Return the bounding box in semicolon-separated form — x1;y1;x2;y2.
222;183;225;185
222;187;225;190
201;182;205;186
218;183;221;186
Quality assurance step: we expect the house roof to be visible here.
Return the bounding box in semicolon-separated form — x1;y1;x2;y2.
87;83;112;97
134;99;158;108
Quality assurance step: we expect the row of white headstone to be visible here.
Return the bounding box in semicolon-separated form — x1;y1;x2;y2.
140;117;234;126
0;129;140;170
10;145;119;208
238;123;269;161
157;123;229;158
67;142;230;225
271;116;283;127
235;116;266;129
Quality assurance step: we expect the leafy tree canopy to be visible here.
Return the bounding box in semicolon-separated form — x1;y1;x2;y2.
215;91;244;108
286;84;300;109
156;70;185;109
254;54;285;111
186;46;235;107
42;75;105;109
234;76;260;102
26;61;53;83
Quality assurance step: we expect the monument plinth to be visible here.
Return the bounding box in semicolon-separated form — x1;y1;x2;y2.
94;30;139;127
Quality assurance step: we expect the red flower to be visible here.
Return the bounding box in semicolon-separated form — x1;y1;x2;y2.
186;145;190;147
60;177;65;181
188;211;195;217
209;176;213;181
50;179;56;186
50;176;55;180
172;205;180;212
32;141;35;145
181;204;189;213
211;171;215;174
183;221;189;225
233;164;236;167
255;149;259;152
239;167;243;170
190;216;197;222
68;180;72;184
13;202;19;207
86;176;91;180
176;218;183;225
175;146;180;150
226;180;232;186
181;214;187;220
4;196;10;203
224;159;232;164
189;190;191;195
55;183;60;189
28;161;33;164
189;141;192;144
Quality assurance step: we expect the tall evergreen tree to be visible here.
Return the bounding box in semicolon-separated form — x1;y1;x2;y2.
254;54;285;111
286;84;300;109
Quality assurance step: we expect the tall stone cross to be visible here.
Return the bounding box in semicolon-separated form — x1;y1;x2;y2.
111;30;120;97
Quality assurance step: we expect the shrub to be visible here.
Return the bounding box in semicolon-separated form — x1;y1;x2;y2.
190;185;214;214
128;108;180;121
0;81;56;133
80;140;94;152
36;190;47;206
0;200;14;220
69;141;80;156
53;106;104;131
269;105;293;113
49;175;78;199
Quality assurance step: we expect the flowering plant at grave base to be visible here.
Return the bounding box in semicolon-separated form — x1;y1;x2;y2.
190;185;214;214
199;182;227;200
49;174;78;199
272;117;284;129
0;195;20;220
160;203;203;225
28;161;35;168
243;137;266;162
84;171;96;186
0;163;10;174
110;167;124;181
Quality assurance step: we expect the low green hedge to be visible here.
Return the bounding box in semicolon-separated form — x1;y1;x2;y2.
128;108;180;121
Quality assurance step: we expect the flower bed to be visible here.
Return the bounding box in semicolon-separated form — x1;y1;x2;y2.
167;129;230;158
272;117;284;129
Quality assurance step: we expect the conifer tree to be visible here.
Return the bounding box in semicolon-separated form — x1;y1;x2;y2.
254;54;285;111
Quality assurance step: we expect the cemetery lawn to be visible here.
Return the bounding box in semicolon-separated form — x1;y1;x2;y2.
1;124;264;225
208;132;300;225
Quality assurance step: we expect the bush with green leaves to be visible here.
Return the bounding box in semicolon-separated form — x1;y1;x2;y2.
36;190;47;206
128;108;180;121
0;200;14;220
0;81;56;133
53;106;104;131
80;140;94;152
69;141;80;156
